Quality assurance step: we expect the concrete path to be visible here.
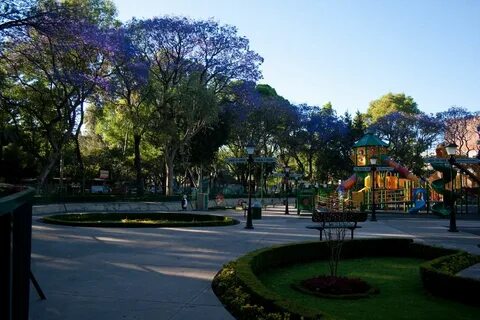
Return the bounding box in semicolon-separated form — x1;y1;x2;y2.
29;205;480;320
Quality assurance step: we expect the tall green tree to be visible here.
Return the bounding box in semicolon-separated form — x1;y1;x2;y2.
371;112;442;175
104;23;151;195
366;93;420;124
351;110;366;141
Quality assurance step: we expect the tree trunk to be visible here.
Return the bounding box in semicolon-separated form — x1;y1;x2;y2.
37;150;60;192
293;153;305;174
74;135;85;194
165;153;175;196
0;133;3;164
75;102;85;193
134;134;144;196
308;153;313;180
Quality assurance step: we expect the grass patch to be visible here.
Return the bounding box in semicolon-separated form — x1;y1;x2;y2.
258;257;480;320
42;212;239;228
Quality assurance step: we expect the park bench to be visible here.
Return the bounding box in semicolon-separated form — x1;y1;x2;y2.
306;210;368;240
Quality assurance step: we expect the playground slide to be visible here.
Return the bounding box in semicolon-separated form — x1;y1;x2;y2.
384;158;421;182
337;174;357;193
453;162;480;185
339;158;420;193
408;188;427;214
430;162;457;217
408;199;426;214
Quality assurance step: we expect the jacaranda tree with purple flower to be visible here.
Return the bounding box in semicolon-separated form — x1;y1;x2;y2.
96;25;152;195
292;104;350;181
0;1;122;189
129;16;263;195
437;106;479;156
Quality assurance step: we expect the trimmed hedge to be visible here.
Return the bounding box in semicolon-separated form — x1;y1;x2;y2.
420;251;480;305
33;193;183;204
33;192;292;204
42;212;239;228
212;262;292;320
208;206;236;211
212;238;480;319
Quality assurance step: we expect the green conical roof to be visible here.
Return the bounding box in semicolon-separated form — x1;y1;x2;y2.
353;133;388;147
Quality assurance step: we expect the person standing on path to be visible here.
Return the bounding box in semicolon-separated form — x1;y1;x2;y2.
181;195;188;211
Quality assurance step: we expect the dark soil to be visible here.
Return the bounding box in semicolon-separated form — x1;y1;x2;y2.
301;275;372;296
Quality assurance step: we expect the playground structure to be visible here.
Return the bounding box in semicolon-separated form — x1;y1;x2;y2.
336;133;480;215
428;144;480;216
337;133;425;212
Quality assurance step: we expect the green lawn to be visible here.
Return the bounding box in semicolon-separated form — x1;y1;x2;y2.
259;257;480;320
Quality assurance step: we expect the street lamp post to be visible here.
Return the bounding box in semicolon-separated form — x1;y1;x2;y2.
245;142;255;229
445;143;458;232
370;156;377;222
284;165;290;215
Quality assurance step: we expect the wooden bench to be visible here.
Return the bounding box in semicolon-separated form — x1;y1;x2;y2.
306;210;368;240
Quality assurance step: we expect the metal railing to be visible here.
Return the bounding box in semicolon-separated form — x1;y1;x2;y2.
0;185;34;320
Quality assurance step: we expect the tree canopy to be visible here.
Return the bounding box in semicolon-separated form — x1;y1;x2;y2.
0;1;471;197
366;92;420;124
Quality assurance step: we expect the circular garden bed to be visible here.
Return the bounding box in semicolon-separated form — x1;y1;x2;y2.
212;238;480;320
42;212;239;228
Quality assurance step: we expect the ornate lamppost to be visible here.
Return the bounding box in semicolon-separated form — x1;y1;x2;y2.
445;143;458;232
284;165;290;215
245;142;255;229
370;156;377;221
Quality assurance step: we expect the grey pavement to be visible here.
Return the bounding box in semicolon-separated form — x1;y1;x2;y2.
29;204;480;320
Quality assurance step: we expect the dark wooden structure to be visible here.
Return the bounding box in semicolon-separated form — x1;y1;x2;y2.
306;210;368;240
0;186;35;320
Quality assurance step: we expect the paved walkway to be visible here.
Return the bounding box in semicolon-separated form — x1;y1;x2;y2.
29;204;480;320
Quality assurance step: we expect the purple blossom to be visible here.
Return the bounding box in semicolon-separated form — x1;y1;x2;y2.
129;16;263;92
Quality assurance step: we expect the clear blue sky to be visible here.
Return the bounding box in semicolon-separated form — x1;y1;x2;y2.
111;0;479;116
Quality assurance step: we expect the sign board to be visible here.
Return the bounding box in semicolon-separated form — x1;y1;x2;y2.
354;166;393;172
226;157;247;164
377;167;394;172
353;167;370;172
99;170;109;179
227;157;276;164
272;172;302;178
254;157;276;163
425;158;447;164
455;158;480;164
426;158;480;164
